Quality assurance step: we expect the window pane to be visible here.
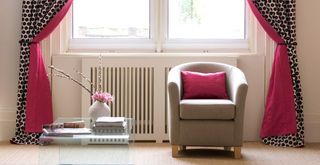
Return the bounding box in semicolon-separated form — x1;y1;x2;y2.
73;0;149;39
168;0;245;39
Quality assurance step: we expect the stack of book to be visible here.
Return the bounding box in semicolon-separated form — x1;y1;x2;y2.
40;118;130;145
42;120;91;137
86;117;130;144
92;117;127;135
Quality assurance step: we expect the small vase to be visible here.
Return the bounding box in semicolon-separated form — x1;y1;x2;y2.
88;101;111;123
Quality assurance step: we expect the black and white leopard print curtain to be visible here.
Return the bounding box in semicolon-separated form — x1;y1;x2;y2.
248;0;304;147
11;0;72;144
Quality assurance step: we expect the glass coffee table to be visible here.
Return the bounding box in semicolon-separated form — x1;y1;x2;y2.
39;117;134;165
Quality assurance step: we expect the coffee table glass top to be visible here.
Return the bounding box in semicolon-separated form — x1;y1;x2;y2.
39;117;134;145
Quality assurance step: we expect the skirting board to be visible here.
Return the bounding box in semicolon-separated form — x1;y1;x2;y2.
0;107;16;141
304;113;320;142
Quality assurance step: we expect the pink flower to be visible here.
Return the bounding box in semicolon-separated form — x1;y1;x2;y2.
91;92;114;104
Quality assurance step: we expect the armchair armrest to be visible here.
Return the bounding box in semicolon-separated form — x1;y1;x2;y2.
228;67;248;145
228;68;248;109
167;68;182;144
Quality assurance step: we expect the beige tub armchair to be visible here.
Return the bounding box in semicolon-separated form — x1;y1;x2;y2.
167;62;248;158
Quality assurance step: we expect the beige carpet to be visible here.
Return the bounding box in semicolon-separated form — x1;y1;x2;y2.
0;142;319;165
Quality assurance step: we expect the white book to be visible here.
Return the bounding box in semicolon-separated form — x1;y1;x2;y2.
43;128;91;136
94;121;127;128
95;117;126;127
95;117;125;123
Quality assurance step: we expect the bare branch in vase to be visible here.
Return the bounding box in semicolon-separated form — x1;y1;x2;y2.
74;68;96;92
48;65;92;95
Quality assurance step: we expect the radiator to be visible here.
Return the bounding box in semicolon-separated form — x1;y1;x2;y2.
81;56;237;142
90;67;155;135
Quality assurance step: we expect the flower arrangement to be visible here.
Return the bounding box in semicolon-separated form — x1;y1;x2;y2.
91;91;114;104
49;54;114;104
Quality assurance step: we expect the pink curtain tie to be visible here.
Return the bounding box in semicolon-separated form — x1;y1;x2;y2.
19;39;38;44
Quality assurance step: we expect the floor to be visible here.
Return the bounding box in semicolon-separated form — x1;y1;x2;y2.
0;141;320;165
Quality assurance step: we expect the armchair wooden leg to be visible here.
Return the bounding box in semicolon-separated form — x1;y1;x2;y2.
234;147;241;159
224;146;231;151
172;145;179;157
179;145;186;151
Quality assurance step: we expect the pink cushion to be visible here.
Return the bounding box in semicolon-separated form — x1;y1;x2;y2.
181;71;229;99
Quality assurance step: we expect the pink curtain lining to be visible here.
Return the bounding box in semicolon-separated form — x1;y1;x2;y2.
261;45;296;137
32;0;73;43
25;0;73;132
246;0;284;44
246;0;297;138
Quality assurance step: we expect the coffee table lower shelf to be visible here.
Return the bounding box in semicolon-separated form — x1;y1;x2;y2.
39;144;133;165
40;134;130;145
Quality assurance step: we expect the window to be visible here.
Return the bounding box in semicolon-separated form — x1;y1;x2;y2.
168;0;245;39
73;0;150;39
69;0;247;53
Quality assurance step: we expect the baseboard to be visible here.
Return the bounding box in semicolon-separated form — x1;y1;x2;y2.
0;107;16;141
304;113;320;142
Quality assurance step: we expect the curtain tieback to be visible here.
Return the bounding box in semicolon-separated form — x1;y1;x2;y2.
278;42;297;46
19;39;38;45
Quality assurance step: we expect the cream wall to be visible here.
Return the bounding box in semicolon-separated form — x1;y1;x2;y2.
296;0;320;142
0;0;319;142
0;0;22;140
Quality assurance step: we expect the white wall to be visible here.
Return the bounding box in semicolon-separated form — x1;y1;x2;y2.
0;0;22;140
0;0;319;142
296;0;320;142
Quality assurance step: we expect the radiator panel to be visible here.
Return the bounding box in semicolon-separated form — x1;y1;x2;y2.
90;67;154;135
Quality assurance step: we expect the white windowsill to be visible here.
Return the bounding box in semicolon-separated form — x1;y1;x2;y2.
53;52;259;58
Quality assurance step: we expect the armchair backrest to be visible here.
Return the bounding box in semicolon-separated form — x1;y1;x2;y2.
169;62;242;102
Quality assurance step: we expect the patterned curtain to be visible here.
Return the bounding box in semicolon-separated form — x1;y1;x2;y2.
11;0;73;144
247;0;304;147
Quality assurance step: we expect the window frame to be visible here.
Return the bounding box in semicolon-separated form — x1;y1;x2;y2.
66;0;252;53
